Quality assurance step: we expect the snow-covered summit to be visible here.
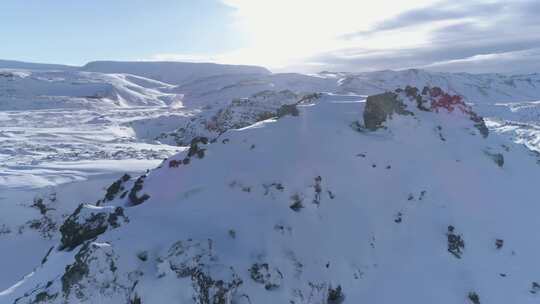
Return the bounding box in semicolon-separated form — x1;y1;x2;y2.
81;61;271;86
4;88;540;304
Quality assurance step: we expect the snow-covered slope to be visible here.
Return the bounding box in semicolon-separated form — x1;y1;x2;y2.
81;61;271;86
331;69;540;103
0;69;183;110
4;88;540;304
135;90;320;146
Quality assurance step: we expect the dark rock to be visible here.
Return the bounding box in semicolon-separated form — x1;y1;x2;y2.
187;137;209;159
137;251;148;262
31;198;51;215
128;176;150;206
104;174;131;201
468;292;480;304
59;205;126;251
327;190;335;199
363;92;413;130
495;239;504;249
530;282;540;294
327;285;344;304
41;246;54;265
164;239;243;303
130;294;142;304
61;243;92;298
470;113;489;138
485;151;504;167
290;194;304;212
169;160;182;168
447;225;465;259
32;291;58;303
276;104;299;118
61;242;120;300
249;263;283;290
313;176;322;205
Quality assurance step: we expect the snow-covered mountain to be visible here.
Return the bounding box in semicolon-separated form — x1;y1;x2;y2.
0;69;183;110
0;60;75;71
3;87;540;304
80;61;271;86
3;60;540;110
2;60;540;304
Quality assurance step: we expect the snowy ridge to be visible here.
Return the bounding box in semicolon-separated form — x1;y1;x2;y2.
329;69;540;103
0;69;183;110
144;90;316;146
4;88;540;304
81;61;271;86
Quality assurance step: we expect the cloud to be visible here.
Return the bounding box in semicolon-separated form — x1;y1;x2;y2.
342;0;507;38
217;0;435;68
303;0;540;74
155;0;540;74
421;48;540;74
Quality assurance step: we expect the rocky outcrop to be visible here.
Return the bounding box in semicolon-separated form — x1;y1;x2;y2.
364;86;490;138
447;225;465;259
485;151;504;167
158;239;243;304
249;263;283;290
128;176;150;206
104;174;131;202
59;205;127;251
363;92;413;130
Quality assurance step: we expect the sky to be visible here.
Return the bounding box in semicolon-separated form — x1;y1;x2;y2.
1;0;539;74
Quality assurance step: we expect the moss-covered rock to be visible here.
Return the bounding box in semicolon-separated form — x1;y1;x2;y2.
104;174;131;202
363;92;413;130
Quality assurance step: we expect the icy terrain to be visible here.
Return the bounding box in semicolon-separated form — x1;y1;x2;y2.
1;60;540;303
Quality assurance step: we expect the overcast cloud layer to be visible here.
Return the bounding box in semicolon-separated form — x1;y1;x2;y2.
1;0;538;75
301;0;540;74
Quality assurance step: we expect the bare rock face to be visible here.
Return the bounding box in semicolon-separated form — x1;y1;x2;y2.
363;86;489;138
158;239;243;304
363;92;413;130
59;205;127;251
